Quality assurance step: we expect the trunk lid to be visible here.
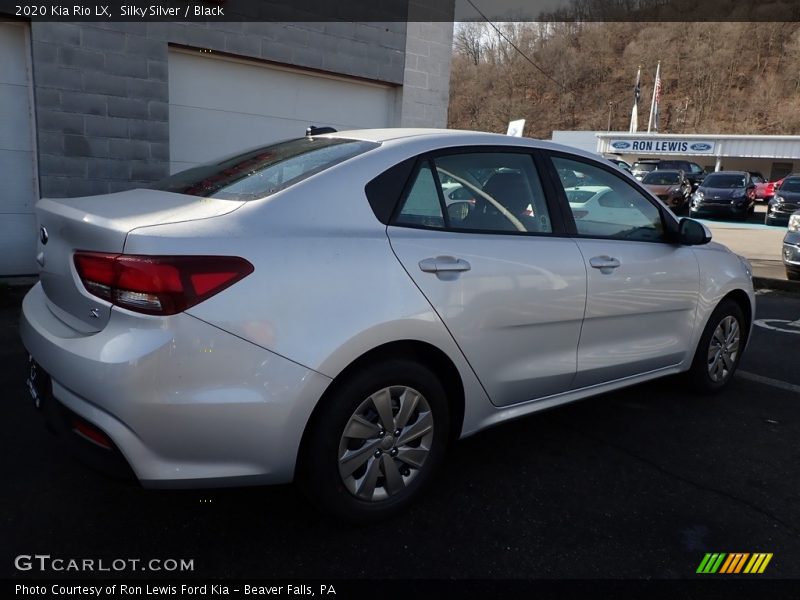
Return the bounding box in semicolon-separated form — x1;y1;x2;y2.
36;189;244;332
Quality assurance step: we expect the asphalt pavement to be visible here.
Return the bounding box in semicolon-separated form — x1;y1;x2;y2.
1;285;799;586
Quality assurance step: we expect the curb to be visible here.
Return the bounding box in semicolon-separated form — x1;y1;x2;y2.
753;276;800;294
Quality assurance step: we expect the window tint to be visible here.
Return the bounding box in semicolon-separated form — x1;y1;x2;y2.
395;164;444;229
151;137;378;200
434;153;552;233
551;156;664;242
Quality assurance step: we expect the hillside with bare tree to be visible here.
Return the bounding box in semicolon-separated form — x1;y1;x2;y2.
448;21;800;138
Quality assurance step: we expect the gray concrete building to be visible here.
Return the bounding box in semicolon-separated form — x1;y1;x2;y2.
0;20;454;275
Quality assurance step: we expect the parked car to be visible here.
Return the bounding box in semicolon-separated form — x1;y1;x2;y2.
607;157;632;173
689;171;757;221
641;169;692;212
765;175;800;226
630;159;661;181
657;160;707;189
20;129;755;522
747;172;772;201
756;177;783;203
783;211;800;280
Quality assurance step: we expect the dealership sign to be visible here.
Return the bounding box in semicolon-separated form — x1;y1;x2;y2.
609;139;716;154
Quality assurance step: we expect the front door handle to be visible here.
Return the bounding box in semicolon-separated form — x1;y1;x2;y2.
419;256;472;273
589;255;621;274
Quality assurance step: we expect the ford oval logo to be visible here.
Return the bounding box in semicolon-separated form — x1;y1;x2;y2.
39;226;48;245
611;141;631;150
690;143;712;151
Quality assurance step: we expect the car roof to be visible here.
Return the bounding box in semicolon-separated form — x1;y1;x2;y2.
316;128;607;162
706;170;748;176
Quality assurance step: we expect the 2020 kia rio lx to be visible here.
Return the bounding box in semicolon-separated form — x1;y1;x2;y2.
20;129;755;521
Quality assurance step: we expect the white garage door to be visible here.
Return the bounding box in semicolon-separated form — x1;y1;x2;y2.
0;22;37;276
168;49;398;173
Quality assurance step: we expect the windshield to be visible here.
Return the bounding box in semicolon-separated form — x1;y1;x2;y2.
703;174;746;188
642;172;680;185
151;137;379;200
779;178;800;193
632;162;658;172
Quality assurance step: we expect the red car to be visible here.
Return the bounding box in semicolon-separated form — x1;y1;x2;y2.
750;172;783;202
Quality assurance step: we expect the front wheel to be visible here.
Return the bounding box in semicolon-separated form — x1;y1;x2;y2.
685;299;747;394
297;359;450;522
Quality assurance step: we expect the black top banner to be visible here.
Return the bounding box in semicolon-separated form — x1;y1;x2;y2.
1;0;799;22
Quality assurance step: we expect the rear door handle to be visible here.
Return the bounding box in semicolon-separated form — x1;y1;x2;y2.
419;256;471;273
589;255;621;274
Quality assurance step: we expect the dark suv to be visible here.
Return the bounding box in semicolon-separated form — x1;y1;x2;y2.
657;160;707;188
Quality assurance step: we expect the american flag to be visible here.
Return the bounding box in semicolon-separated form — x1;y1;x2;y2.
651;63;662;131
654;73;661;130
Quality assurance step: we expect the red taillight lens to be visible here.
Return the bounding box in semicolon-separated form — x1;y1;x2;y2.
73;252;254;315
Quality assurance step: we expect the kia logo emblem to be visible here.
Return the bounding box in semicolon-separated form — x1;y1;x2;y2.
39;226;48;245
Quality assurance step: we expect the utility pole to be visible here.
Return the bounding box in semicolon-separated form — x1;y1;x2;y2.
607;101;615;132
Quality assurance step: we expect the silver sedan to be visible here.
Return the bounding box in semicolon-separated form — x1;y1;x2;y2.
20;129;755;521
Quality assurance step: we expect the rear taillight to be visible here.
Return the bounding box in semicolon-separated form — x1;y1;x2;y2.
73;252;254;315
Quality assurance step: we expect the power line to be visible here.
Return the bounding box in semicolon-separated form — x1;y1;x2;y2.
464;0;568;93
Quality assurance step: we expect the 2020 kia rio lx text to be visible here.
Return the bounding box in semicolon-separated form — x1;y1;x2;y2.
20;129;755;521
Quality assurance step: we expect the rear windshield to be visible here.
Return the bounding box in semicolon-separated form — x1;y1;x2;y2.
632;162;658;172
642;171;680;185
151;137;379;200
703;174;746;188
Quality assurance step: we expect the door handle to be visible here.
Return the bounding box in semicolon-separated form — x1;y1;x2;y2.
589;255;621;274
419;256;471;273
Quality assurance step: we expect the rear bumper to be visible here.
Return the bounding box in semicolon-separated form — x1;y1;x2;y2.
20;282;331;487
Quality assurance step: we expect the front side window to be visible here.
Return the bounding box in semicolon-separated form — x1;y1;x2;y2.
151;137;378;200
551;156;664;242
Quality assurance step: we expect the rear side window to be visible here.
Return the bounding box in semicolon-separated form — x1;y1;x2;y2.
151;137;379;200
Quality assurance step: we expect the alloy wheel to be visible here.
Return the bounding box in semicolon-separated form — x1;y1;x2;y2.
707;315;740;383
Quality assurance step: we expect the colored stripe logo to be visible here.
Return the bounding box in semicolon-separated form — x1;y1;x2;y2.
697;553;773;574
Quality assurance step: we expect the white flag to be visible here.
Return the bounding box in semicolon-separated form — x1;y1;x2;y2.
629;66;641;133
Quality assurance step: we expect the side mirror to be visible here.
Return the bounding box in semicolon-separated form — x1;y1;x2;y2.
679;217;711;245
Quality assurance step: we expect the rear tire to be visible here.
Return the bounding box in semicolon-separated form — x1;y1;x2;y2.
297;359;450;523
685;299;746;394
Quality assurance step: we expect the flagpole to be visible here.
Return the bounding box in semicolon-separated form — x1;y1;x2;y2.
629;65;641;133
647;61;660;133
